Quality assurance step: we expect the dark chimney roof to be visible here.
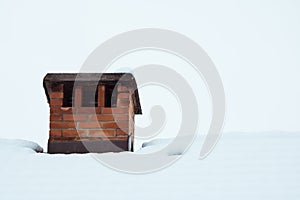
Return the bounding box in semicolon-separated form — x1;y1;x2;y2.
43;73;142;114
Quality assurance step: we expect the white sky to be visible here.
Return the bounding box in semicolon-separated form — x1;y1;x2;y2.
0;0;299;149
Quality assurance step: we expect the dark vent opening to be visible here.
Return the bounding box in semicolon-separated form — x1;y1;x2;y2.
62;82;74;107
82;86;98;107
62;83;117;108
105;84;117;107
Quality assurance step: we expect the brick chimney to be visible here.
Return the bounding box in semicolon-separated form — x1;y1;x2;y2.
43;73;142;154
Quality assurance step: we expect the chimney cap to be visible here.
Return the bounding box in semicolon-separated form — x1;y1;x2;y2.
43;73;142;114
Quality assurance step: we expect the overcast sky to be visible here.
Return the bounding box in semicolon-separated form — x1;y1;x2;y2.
0;0;299;149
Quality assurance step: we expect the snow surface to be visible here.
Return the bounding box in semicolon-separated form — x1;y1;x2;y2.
1;132;300;200
0;138;43;153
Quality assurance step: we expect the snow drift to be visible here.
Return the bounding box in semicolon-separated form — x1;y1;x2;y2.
0;138;43;153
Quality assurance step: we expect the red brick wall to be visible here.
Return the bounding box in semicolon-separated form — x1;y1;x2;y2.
48;84;133;144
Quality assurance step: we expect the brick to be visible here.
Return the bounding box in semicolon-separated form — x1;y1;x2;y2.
117;93;130;99
117;121;129;128
114;115;129;121
97;85;105;107
117;85;129;92
77;121;101;129
77;107;101;114
89;115;115;121
63;114;87;121
49;137;69;142
80;136;128;141
101;136;128;141
102;107;129;114
116;129;129;136
88;129;115;137
102;121;128;129
50;114;62;121
50;137;78;141
50;121;76;129
117;99;129;107
74;86;82;107
50;107;73;114
101;122;118;128
62;130;87;137
50;92;63;99
50;130;61;137
50;99;63;107
101;108;112;114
